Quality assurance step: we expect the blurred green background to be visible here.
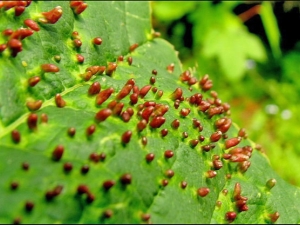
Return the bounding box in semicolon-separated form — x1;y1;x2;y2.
151;1;300;187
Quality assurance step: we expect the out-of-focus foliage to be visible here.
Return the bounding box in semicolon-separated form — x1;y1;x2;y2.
152;1;300;186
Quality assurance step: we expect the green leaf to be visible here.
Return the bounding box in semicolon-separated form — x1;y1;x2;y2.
0;1;299;224
152;1;197;22
260;2;282;59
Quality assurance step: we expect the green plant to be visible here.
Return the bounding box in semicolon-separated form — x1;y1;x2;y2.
152;1;300;187
0;1;300;224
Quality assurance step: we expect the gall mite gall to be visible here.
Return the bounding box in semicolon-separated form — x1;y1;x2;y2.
99;152;106;161
117;55;124;62
206;170;217;178
238;128;247;138
11;130;21;143
266;178;277;190
141;136;147;146
130;93;138;105
166;63;175;73
222;153;231;160
210;131;222;142
107;100;117;110
96;87;114;105
0;44;7;52
86;124;96;136
121;130;132;144
162;179;168;186
150;116;166;128
27;113;38;130
198;135;205;142
76;54;84;63
24;19;40;31
121;110;131;122
213;159;223;170
54;55;61;62
225;137;242;149
161;128;168;137
103;209;113;218
139;85;152;98
126;107;134;116
2;29;13;36
105;62;117;76
146;153;155;162
103;180;115;190
81;165;89;174
52;145;64;161
41;6;63;24
164;150;174;158
41;64;59;73
71;1;88;15
156;90;163;99
141;213;151;222
153;31;161;37
152;69;157;75
192;118;201;128
198;100;211;112
189;139;199;148
201;145;211;152
173;100;180;109
90;153;100;163
93;37;102;45
40;113;48;123
116;84;132;100
222;189;228;195
77;184;89;195
181;181;187;189
112;102;124;116
120;173;132;185
233;182;241;200
133;85;139;94
13;217;21;225
182;132;188;139
225;211;236;223
11;181;19;190
86;193;95;203
72;31;79;39
88;82;101;95
269;212;280;223
197;187;210;197
55;94;66;108
73;38;82;48
165;169;174;178
95;108;112;122
15;6;26;17
179;70;191;81
171;119;180;129
68;127;76;137
171;87;183;101
25;201;34;212
127;56;133;65
216;200;222;208
28;76;40;87
180;108;190;117
26;100;42;111
7;39;22;57
150;76;156;84
63;162;73;172
129;43;138;52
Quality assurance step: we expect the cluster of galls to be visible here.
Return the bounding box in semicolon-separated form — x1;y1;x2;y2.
3;1;282;224
0;1;88;57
